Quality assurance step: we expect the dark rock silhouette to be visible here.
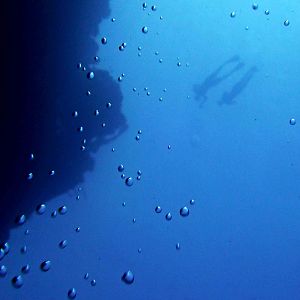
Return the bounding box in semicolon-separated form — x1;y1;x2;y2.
218;66;258;106
0;0;127;243
193;55;245;107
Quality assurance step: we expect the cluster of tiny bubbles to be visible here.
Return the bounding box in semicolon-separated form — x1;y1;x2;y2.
58;205;68;215
119;42;127;51
265;9;270;15
176;243;180;250
252;3;258;10
290;118;296;125
165;212;172;221
230;11;236;18
101;37;107;44
21;264;30;274
91;279;96;286
142;26;148;34
68;288;77;299
284;20;290;26
190;199;195;205
121;270;134;284
20;245;27;254
151;5;157;11
94;56;99;62
49;170;55;176
0;265;7;277
118;164;125;172
72;110;78;118
11;275;24;288
15;214;26;225
27;172;33;180
155;206;162;213
180;206;190;217
84;273;89;280
125;177;134;186
36;203;46;215
87;71;94;80
40;260;51;272
86;90;91;96
59;240;68;249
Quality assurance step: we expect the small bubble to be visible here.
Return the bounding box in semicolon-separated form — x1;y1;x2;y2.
138;46;142;51
121;270;134;284
51;211;57;218
137;170;142;175
75;227;81;232
40;260;51;272
112;148;115;152
142;2;147;8
160;16;163;20
137;130;142;134
77;63;82;69
72;111;78;117
1;242;10;255
29;153;34;160
265;9;270;15
177;62;181;67
165;212;172;221
91;279;96;286
125;177;134;187
0;249;5;261
133;88;137;92
252;3;258;10
94;109;99;116
137;175;141;181
119;45;124;51
68;288;77;299
155;206;162;213
24;229;30;235
132;218;136;223
49;170;55;176
176;243;180;250
118;76;123;82
101;37;107;44
290;118;296;125
122;202;126;207
190;199;195;205
118;164;125;172
142;26;148;33
106;102;112;108
136;135;140;141
36;204;46;215
19;247;26;255
151;5;157;11
159;58;163;63
94;56;99;62
111;18;116;22
87;71;94;80
102;123;106;128
180;206;190;217
15;214;26;225
84;273;89;280
58;205;68;215
21;264;30;274
147;91;151;96
138;248;142;253
168;145;171;150
284;20;290;26
121;174;125;179
77;126;83;133
230;11;236;18
159;97;163;101
12;275;24;288
0;265;7;277
59;240;68;249
27;172;33;180
82;66;86;71
86;90;91;96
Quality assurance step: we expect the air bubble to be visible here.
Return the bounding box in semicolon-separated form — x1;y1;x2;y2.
118;164;125;172
190;199;195;205
125;177;134;186
68;288;77;299
12;275;24;288
230;11;236;18
121;270;134;284
58;205;68;215
180;206;190;217
101;37;107;44
165;212;172;221
40;260;51;272
87;72;94;80
91;279;96;286
36;204;46;215
21;264;30;274
155;206;162;213
15;214;26;225
252;3;258;10
27;173;33;180
59;240;68;249
290;118;296;125
142;26;148;33
284;20;290;26
265;10;270;15
0;265;7;277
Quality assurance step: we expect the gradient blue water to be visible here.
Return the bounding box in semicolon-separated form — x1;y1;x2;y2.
1;1;300;299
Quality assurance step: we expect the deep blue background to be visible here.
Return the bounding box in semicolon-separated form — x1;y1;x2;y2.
1;0;300;299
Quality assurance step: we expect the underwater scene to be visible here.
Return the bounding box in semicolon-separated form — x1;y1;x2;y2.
1;0;300;299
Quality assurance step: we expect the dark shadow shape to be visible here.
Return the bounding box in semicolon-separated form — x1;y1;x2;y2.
218;66;258;106
0;0;127;243
193;55;245;107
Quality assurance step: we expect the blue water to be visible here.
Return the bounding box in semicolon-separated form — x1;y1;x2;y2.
1;0;300;299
